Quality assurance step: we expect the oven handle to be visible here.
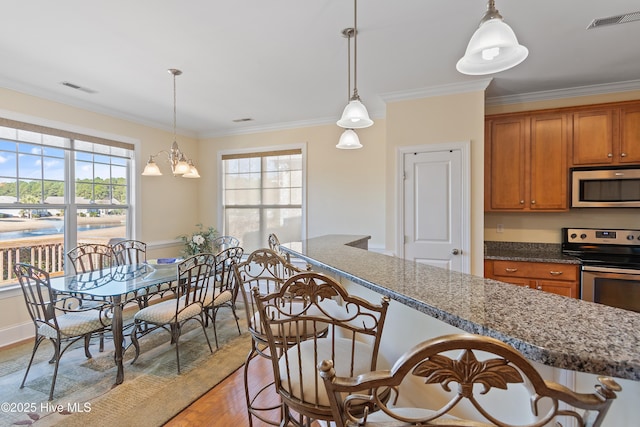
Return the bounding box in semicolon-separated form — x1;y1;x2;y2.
582;265;639;275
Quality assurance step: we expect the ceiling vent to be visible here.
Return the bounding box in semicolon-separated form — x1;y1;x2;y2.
587;11;640;29
61;81;97;94
232;118;253;123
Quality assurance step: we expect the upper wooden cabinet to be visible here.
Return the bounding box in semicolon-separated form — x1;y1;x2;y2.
572;103;640;166
485;113;569;212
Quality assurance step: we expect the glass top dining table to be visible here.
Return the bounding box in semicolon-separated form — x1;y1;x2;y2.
49;263;178;385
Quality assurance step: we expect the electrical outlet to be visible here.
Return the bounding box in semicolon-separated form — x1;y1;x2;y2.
497;224;504;233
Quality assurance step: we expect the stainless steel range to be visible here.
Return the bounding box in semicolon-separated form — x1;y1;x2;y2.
562;227;640;313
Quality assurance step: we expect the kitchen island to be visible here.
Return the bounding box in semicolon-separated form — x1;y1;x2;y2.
282;235;639;425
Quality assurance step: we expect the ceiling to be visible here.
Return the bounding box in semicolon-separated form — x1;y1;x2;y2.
1;0;639;138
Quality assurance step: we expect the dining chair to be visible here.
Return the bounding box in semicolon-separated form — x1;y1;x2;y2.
319;333;622;427
204;246;244;348
67;243;114;274
267;232;290;262
111;239;147;265
66;243;115;350
233;248;304;426
254;271;390;427
14;263;112;401
212;235;240;253
129;253;216;374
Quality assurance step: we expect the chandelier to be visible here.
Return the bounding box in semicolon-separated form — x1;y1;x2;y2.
142;69;200;178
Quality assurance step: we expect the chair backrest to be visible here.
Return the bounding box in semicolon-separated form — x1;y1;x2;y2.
233;248;302;341
319;333;622;427
176;253;216;308
111;239;147;265
14;263;59;329
67;244;113;274
267;233;290;262
212;235;240;253
212;246;244;301
254;271;390;422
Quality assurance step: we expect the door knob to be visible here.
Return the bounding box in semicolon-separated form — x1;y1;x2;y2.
451;249;460;255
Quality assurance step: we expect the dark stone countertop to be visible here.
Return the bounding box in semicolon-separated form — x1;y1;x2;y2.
281;235;640;381
484;241;580;264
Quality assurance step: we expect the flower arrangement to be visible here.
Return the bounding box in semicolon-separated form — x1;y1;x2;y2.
178;224;217;257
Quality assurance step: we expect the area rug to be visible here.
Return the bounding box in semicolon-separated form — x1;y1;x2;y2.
0;305;251;427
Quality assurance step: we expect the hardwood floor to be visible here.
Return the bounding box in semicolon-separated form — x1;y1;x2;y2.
164;354;285;426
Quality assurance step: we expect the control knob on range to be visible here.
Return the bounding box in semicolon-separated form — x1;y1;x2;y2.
580;233;587;239
627;235;635;241
570;233;577;239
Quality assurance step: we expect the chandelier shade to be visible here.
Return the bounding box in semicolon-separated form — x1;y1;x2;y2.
456;0;528;76
336;129;363;149
141;69;200;178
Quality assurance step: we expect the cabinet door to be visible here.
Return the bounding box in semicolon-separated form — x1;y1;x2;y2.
537;280;577;298
487;118;528;210
572;109;614;165
529;114;569;210
619;106;640;164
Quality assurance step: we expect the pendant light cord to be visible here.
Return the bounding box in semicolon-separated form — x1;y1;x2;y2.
173;71;177;142
353;0;358;98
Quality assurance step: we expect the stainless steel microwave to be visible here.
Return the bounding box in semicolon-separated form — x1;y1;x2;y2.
571;166;640;208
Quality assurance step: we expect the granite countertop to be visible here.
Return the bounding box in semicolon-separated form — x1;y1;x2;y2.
281;235;640;381
484;241;580;264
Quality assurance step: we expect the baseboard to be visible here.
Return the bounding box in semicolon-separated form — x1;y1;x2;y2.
0;320;33;348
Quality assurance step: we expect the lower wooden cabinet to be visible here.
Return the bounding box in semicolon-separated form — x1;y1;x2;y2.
484;259;579;299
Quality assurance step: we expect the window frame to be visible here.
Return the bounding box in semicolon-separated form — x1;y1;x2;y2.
0;114;141;287
218;143;307;251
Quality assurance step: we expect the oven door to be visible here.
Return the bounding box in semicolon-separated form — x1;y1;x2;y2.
581;265;640;312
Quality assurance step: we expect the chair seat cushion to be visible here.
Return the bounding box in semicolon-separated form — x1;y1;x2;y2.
39;310;112;339
364;407;455;426
134;298;202;324
203;288;232;307
279;337;388;407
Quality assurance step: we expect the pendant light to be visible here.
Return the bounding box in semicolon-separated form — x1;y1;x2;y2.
336;28;363;149
456;0;528;75
142;69;200;177
337;0;373;130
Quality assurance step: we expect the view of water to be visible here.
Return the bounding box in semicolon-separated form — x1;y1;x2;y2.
0;223;120;240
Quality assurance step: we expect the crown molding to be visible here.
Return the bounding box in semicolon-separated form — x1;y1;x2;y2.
201;109;387;138
486;79;640;106
379;78;493;103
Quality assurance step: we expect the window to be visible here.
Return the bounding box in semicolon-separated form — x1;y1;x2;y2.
221;147;304;252
0;119;134;287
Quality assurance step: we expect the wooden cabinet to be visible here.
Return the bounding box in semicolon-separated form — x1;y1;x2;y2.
485;113;569;212
484;259;579;299
572;104;640;166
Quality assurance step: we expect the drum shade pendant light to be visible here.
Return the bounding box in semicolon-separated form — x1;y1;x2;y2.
142;69;200;178
336;28;362;149
456;0;528;75
337;0;373;130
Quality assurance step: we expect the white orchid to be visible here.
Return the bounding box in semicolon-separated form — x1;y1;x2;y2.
192;234;205;245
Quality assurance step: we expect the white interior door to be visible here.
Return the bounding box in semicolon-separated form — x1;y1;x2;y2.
402;144;469;273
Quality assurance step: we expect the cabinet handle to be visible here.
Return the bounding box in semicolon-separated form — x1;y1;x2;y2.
607;153;613;158
505;268;518;273
519;200;524;204
524;284;530;288
531;200;536;204
621;152;627;157
536;285;542;290
549;271;563;276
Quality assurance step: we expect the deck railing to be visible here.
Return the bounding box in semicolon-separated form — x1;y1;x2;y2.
1;239;66;286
